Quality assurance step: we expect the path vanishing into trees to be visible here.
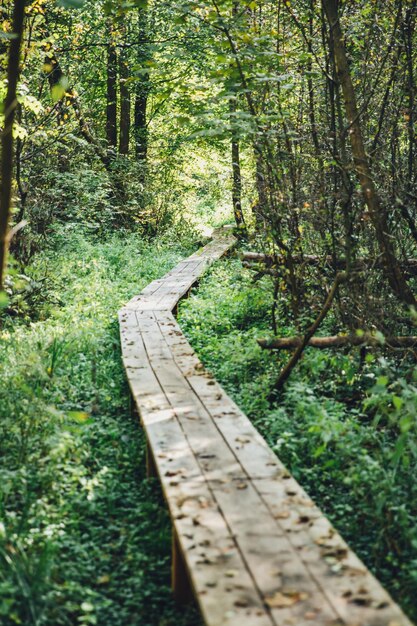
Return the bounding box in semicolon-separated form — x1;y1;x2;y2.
119;229;413;626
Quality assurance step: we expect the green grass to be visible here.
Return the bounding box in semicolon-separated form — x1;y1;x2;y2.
177;257;417;622
0;227;202;626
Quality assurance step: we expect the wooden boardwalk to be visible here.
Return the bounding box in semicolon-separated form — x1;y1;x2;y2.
119;230;413;626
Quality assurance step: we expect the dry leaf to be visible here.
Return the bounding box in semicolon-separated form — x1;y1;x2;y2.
304;611;319;620
235;436;251;444
274;510;290;519
234;599;249;608
165;469;184;477
265;590;309;609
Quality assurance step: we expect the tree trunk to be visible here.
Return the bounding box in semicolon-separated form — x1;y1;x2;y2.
119;45;131;155
134;0;150;178
322;0;416;306
230;96;246;233
0;0;25;290
106;18;118;152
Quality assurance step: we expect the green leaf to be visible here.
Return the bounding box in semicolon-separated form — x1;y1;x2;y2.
0;291;9;310
392;395;403;410
51;77;69;102
68;411;90;424
0;32;18;40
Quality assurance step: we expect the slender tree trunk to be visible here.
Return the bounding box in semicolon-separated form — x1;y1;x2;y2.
323;0;416;306
134;88;148;163
106;18;118;152
119;45;131;155
134;1;150;178
15;105;27;222
230;96;246;233
404;5;416;189
0;0;25;290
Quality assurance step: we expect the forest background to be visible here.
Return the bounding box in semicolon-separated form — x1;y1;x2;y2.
1;0;417;624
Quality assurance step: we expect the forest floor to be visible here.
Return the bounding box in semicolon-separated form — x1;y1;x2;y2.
0;227;202;626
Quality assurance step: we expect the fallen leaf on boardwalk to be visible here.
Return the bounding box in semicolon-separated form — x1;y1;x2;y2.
274;510;290;519
236;482;248;490
314;535;335;546
165;469;184;477
295;497;314;507
343;566;366;577
304;610;319;620
270;569;281;577
235;436;251;444
321;546;348;560
225;569;238;578
234;599;249;607
265;590;309;608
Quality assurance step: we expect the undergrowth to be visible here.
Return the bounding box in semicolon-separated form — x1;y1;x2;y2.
0;227;202;626
178;257;417;622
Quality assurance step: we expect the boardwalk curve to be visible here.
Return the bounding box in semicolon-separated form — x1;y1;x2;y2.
119;229;413;626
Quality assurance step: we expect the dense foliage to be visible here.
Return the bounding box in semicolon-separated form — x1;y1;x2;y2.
1;0;417;623
0;229;202;626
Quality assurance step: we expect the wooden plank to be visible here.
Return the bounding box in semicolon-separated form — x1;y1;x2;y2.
155;312;284;480
254;476;413;625
167;478;275;626
139;319;350;623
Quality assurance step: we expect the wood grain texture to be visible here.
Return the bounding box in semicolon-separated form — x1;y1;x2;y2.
119;229;413;626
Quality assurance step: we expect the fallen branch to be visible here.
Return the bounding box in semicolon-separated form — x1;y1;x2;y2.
242;261;280;277
242;252;417;275
259;334;417;350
